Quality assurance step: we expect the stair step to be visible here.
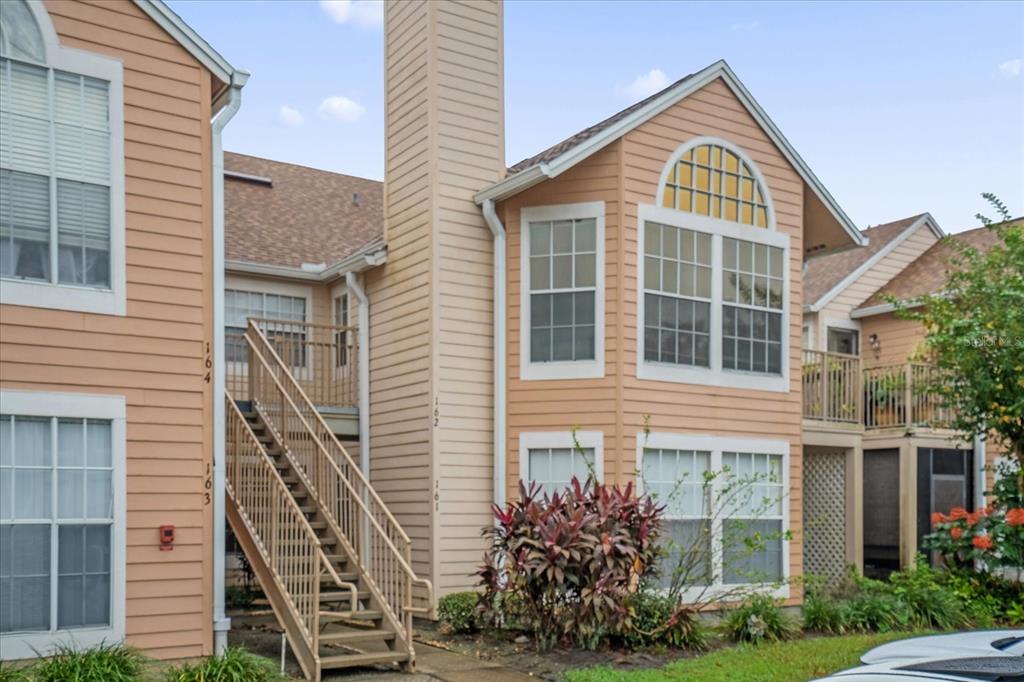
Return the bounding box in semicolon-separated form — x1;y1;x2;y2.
318;629;395;645
319;650;409;670
321;571;358;583
320;589;370;602
319;609;382;622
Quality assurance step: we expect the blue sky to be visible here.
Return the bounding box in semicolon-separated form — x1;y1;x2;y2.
169;0;1023;233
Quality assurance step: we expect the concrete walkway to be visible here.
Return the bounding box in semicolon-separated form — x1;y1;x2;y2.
322;643;539;681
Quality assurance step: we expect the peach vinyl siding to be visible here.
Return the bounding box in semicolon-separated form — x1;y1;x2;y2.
500;77;808;602
859;312;928;367
375;0;504;598
0;0;216;659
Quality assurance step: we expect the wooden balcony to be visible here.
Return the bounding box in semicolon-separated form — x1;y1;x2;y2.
802;350;862;424
863;362;954;430
226;318;358;413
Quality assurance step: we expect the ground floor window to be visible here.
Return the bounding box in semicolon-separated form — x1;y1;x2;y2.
0;391;124;658
637;433;789;597
519;431;603;496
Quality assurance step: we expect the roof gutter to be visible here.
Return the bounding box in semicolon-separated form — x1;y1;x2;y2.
480;199;507;511
224;241;387;283
850;299;925;319
211;69;248;656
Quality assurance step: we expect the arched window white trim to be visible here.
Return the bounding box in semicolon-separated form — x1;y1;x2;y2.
655;136;777;232
638;137;790;393
0;0;125;316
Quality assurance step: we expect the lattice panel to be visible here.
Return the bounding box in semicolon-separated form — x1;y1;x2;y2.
803;449;847;582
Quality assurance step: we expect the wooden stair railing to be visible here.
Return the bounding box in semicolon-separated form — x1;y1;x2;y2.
243;321;433;665
224;392;360;680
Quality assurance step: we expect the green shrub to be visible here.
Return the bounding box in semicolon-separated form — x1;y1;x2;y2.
839;588;911;633
438;591;481;634
801;589;846;634
165;647;283;682
31;643;144;682
888;560;969;630
721;594;797;644
224;585;256;610
623;586;708;650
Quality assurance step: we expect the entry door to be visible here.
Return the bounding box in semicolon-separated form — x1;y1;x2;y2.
917;447;974;563
863;449;900;578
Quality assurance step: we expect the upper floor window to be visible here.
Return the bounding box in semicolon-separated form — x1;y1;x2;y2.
0;0;125;315
520;202;605;381
638;137;788;392
225;287;308;366
661;142;769;228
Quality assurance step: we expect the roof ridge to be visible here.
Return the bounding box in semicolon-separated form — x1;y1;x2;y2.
224;151;382;185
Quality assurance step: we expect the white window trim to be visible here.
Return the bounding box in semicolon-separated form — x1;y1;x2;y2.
0;389;126;660
519;201;605;381
224;275;314;374
518;430;604;489
824;316;861;355
0;2;126;316
636;202;790;392
636;431;790;602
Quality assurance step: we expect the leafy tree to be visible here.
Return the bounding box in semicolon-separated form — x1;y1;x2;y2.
891;194;1024;491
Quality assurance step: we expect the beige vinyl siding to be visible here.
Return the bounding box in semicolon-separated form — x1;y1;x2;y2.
372;0;435;598
0;0;216;658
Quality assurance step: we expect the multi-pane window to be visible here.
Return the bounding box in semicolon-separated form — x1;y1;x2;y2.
0;58;112;287
528;218;597;363
643;222;712;367
661;143;769;228
0;416;113;634
721;452;784;584
642;448;712;584
827;327;859;355
526;447;595;496
225;289;307;365
722;238;784;374
334;292;349;368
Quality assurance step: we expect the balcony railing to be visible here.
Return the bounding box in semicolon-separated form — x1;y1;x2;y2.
863;362;954;430
226;318;358;410
802;350;862;424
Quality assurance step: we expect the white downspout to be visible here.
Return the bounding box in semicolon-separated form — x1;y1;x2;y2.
481;199;506;510
212;71;247;654
345;271;371;477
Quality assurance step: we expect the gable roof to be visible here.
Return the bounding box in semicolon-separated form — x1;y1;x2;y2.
476;59;865;247
803;213;944;311
224;152;384;273
852;221;1016;317
133;1;241;85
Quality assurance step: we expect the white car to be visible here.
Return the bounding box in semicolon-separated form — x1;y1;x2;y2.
861;630;1024;664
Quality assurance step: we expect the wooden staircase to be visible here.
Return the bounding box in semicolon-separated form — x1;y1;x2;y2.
224;321;431;680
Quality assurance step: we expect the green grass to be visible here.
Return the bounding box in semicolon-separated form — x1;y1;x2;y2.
563;631;931;682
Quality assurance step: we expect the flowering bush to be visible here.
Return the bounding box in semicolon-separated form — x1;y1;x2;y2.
477;477;664;651
924;460;1024;570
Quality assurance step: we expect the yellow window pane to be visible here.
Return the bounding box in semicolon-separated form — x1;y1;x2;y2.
679;189;692;212
662;185;675;209
725;173;739;198
681;150;692;163
754;186;763;205
695;192;709;215
712;146;721;169
711;170;722;193
679;162;693;187
725;151;738;173
756;207;767;228
740;161;750;177
711;196;721;218
666;163;677;185
742;178;754;201
725;199;738;222
696;167;710;191
695;145;710;166
741;203;753;224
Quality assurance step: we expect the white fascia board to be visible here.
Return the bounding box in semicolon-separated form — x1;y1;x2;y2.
850;300;924;319
224;242;387;283
133;0;236;84
474;60;865;249
807;214;932;313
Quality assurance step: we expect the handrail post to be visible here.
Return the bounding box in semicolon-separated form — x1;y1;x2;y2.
821;351;830;421
904;363;913;427
855;355;863;424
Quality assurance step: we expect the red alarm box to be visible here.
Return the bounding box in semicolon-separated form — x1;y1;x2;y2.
159;525;175;551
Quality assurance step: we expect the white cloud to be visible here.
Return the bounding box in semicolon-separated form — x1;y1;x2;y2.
320;0;383;28
618;68;670;100
317;96;366;123
277;105;304;127
998;58;1021;79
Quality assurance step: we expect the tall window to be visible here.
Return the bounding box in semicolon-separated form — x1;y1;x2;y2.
225;289;307;365
0;415;113;634
639;138;787;392
639;434;788;597
333;291;349;368
520;202;605;381
0;0;124;315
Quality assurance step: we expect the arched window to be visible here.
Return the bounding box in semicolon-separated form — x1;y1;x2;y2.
0;0;125;316
660;140;770;229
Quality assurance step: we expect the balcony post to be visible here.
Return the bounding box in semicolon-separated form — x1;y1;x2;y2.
904;363;914;427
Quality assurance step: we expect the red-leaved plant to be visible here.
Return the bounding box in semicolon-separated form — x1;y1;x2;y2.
477;477;664;651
